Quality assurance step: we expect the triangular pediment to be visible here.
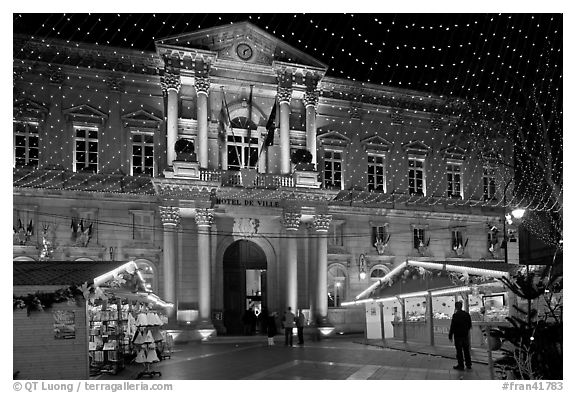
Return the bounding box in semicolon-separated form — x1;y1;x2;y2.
402;140;431;155
440;145;468;160
480;148;504;164
317;131;351;147
63;105;108;124
13;98;48;119
122;110;163;128
155;21;327;71
361;135;393;152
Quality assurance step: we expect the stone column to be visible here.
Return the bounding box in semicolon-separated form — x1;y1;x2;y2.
313;214;332;324
161;72;181;167
195;76;210;169
303;90;319;168
159;206;180;321
195;208;214;327
306;222;317;321
277;86;292;174
282;210;301;311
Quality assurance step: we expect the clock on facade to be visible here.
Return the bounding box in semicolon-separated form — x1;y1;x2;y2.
236;43;253;61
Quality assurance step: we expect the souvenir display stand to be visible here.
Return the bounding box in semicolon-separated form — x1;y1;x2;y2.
132;309;167;379
88;301;130;376
13;261;173;380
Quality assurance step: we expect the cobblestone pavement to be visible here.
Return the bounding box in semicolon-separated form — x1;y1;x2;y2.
99;336;492;380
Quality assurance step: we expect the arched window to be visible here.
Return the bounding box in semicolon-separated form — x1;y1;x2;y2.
370;264;391;281
327;264;347;307
135;259;156;292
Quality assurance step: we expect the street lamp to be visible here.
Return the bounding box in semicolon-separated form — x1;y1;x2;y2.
502;178;525;265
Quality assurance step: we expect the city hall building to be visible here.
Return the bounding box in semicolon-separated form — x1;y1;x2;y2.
13;22;517;339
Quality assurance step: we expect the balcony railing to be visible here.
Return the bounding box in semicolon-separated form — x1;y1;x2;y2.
198;169;295;188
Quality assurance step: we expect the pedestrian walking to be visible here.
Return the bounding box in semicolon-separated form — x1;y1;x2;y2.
448;300;472;370
296;310;306;345
282;307;296;346
266;312;278;346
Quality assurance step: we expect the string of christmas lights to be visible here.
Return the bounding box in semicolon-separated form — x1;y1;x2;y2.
13;14;562;246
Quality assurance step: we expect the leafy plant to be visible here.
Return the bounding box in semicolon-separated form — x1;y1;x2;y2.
493;265;563;380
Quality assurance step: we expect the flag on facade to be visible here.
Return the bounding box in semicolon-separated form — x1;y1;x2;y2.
218;98;230;139
264;101;277;146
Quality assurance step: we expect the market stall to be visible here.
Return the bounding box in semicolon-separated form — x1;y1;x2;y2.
13;260;173;380
344;260;520;349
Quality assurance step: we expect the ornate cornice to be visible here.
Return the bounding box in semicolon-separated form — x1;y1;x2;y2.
195;208;215;227
281;211;302;231
14;35;163;76
313;214;332;232
194;76;211;96
159;206;181;227
161;72;181;93
319;78;464;117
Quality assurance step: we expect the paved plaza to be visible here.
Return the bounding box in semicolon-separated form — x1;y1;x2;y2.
99;336;492;380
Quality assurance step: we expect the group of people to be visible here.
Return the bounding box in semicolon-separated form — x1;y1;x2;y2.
246;301;473;367
263;307;306;346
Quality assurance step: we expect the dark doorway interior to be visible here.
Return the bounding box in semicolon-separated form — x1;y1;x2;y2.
223;240;267;335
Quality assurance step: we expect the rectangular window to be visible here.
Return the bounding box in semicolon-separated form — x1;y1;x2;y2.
452;230;463;249
13;121;39;168
446;163;463;198
132;132;154;176
227;134;258;171
413;228;425;249
372;226;387;245
408;158;425;195
132;212;153;241
323;150;343;189
483;167;496;200
328;223;344;247
74;127;98;173
367;153;386;192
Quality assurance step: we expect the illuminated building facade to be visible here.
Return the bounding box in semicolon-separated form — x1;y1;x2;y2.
13;22;518;338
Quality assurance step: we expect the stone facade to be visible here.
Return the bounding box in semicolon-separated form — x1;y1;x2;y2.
13;22;515;336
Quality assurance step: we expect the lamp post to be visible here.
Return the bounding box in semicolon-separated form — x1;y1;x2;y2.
502;178;531;331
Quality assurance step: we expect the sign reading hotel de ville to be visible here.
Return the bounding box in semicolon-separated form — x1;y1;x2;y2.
215;198;280;208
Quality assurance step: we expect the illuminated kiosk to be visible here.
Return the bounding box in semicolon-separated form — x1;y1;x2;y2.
13;261;172;380
343;260;520;348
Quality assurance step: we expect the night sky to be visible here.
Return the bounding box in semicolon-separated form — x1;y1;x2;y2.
13;13;562;104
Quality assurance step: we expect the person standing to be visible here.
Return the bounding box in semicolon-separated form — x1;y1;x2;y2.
448;300;473;370
266;312;278;346
296;310;306;345
282;307;296;346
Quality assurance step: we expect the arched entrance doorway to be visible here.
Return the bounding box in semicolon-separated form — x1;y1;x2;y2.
223;239;267;335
